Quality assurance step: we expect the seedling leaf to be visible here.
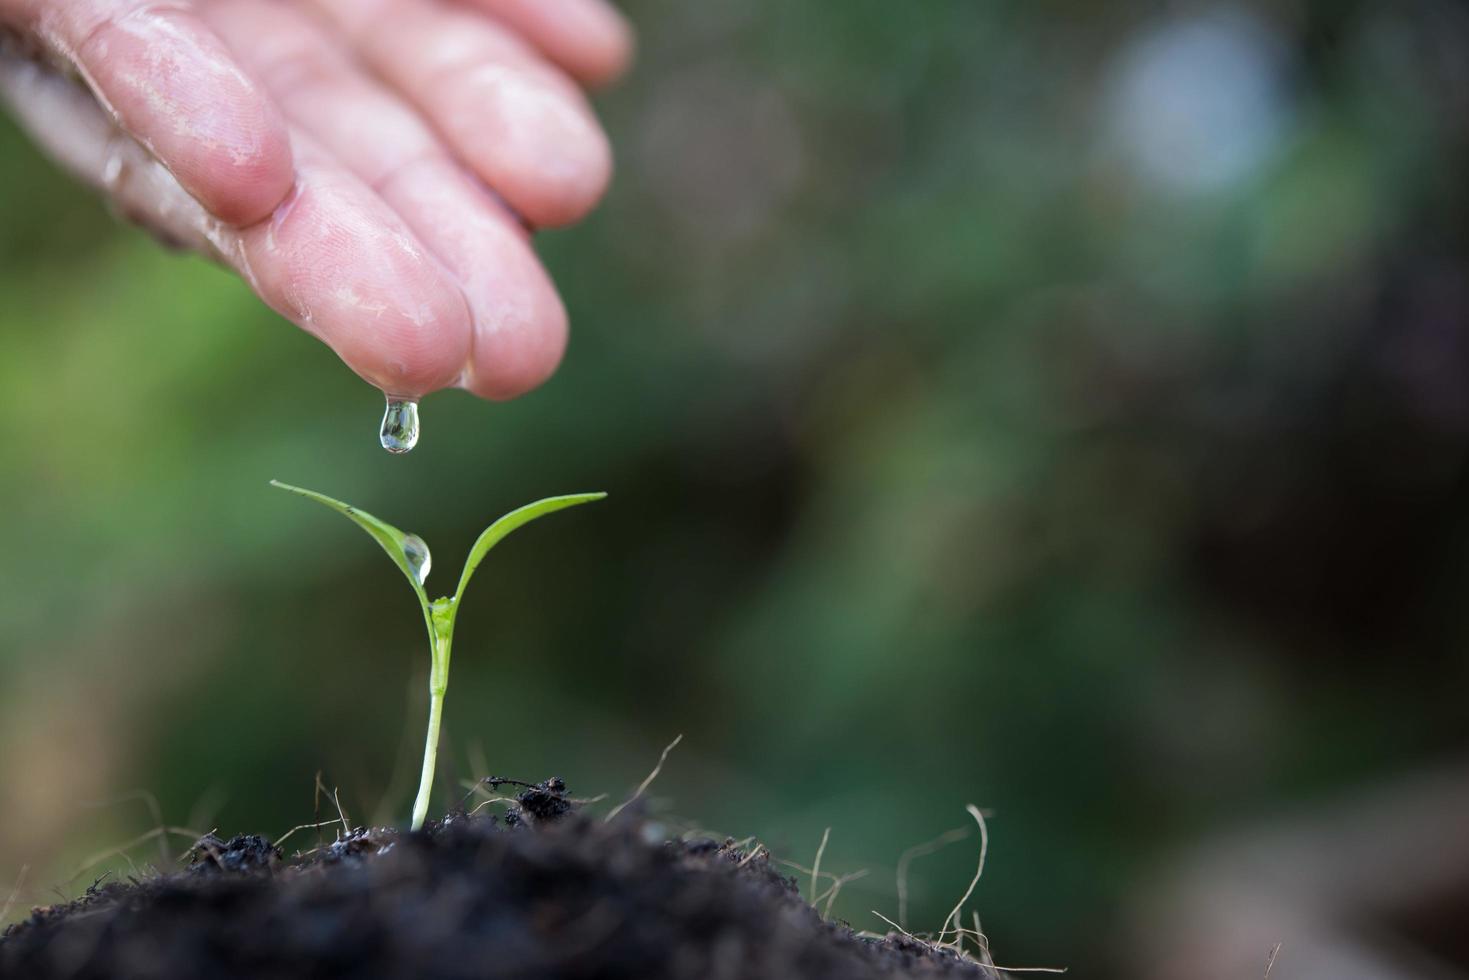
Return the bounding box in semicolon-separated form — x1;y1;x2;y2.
453;492;607;606
269;480;431;604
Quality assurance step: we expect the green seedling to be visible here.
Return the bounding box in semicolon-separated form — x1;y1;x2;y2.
270;480;605;830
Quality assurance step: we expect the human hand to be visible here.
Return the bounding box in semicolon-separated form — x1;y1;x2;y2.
0;0;631;401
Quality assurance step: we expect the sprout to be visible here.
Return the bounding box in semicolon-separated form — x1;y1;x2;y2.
270;480;605;830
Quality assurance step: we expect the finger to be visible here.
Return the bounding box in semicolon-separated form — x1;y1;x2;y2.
14;0;294;225
1;52;472;397
203;0;567;399
458;0;633;88
228;138;474;397
311;0;612;228
388;161;568;399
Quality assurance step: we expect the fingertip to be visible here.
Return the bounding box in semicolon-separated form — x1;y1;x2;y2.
470;0;636;89
364;283;476;398
461;288;569;401
316;0;616;228
460;70;613;227
511;122;613;229
246;164;473;396
565;1;636;89
370;157;571;401
346;265;475;400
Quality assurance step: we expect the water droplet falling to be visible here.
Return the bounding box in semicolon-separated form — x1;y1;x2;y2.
380;396;419;454
402;533;432;585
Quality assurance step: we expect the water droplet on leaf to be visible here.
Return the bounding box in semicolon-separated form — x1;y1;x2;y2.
402;534;431;586
380;396;419;454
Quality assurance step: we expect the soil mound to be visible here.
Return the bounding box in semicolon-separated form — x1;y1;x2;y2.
1;779;995;980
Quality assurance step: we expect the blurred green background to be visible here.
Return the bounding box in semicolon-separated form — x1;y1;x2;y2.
4;0;1469;975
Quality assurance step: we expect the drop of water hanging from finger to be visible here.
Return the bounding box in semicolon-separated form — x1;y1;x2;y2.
380;396;419;454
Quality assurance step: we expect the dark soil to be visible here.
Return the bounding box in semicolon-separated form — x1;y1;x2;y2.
0;779;996;980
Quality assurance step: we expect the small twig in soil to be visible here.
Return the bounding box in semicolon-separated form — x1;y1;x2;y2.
945;923;990;959
458;776;541;810
183;828;227;868
186;828;220;851
467;796;517;817
1;865;29;923
810;827;831;908
871;910;917;939
777;855;869;919
780;856;859;888
937;804;989;947
82;790;170;866
987;967;1067;974
606;733;683;823
896;825;971;930
68;827;205;883
737;845;765;868
274;819;352;851
972;911;996;966
315;773;351;836
702;830;758;850
873;909;1065;976
1264;942;1282;978
818;869;870;919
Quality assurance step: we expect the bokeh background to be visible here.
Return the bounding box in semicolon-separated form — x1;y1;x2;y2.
4;1;1469;976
